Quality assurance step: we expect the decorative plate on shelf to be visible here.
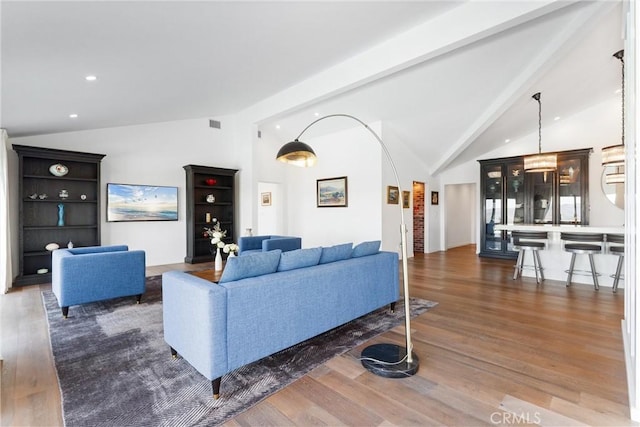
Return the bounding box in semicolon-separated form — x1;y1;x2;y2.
206;194;216;203
49;163;69;177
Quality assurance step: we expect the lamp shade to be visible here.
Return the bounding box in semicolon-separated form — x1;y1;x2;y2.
523;153;557;173
276;139;317;167
601;144;625;167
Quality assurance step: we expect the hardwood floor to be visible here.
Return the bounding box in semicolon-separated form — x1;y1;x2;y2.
1;245;634;426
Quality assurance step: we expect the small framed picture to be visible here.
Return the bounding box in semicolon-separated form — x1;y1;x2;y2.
431;191;439;205
261;192;272;206
387;186;399;204
403;191;410;209
317;176;348;207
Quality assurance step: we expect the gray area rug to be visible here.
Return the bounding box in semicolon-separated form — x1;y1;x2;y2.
42;275;437;426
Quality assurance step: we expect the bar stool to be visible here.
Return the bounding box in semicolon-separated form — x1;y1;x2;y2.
607;234;624;293
561;233;604;291
512;231;548;284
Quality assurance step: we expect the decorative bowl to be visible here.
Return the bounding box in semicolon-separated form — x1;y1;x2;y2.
205;178;217;186
45;243;60;251
49;163;69;177
37;268;49;274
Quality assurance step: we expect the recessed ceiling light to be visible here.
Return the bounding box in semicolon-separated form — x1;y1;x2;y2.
275;124;281;130
85;75;97;81
504;139;510;143
314;112;320;117
554;116;560;121
69;114;78;118
615;88;622;94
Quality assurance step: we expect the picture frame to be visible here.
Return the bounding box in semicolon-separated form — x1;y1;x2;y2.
403;191;410;209
387;186;399;204
107;183;178;222
317;176;348;207
261;192;272;206
431;191;439;205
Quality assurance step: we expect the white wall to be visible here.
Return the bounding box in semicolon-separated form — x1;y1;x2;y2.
8;116;244;267
444;183;476;249
256;181;282;235
282;124;384;249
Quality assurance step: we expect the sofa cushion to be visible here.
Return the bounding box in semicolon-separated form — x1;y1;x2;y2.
219;250;282;283
352;240;381;258
319;243;353;264
277;247;322;272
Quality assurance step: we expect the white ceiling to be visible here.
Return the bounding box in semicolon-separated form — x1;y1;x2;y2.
1;1;625;175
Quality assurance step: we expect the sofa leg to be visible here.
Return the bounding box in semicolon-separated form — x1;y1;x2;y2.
170;347;178;359
212;378;221;399
61;307;69;318
389;302;396;313
136;294;142;304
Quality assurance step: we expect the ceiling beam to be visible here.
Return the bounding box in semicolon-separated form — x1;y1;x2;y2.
246;0;577;125
430;0;618;176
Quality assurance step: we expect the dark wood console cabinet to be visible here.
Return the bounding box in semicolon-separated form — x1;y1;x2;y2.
184;165;238;263
479;148;591;259
13;145;106;285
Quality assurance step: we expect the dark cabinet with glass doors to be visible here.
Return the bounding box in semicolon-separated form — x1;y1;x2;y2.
479;148;591;259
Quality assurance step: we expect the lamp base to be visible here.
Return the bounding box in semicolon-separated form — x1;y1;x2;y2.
360;343;419;378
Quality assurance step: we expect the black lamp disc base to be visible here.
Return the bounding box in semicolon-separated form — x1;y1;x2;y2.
360;343;419;378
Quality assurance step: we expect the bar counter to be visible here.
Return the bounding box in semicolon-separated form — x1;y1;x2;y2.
494;224;625;288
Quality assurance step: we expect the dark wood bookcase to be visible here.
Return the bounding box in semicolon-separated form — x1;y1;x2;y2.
184;165;238;263
13;145;106;285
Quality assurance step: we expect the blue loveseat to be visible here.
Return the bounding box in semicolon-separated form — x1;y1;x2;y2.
237;235;302;255
52;245;146;318
162;241;398;398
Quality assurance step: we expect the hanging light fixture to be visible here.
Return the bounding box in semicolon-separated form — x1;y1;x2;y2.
524;92;557;172
602;49;625;184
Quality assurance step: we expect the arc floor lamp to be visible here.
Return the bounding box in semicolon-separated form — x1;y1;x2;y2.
276;113;419;377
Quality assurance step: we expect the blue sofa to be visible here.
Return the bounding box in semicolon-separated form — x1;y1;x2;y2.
52;245;146;318
162;241;398;398
237;235;301;256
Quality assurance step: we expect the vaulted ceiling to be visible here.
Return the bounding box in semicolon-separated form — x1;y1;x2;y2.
1;1;625;175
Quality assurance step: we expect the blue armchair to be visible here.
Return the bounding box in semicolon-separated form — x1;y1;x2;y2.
238;235;302;256
52;245;146;318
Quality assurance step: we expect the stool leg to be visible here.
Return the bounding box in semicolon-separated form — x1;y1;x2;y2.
535;250;544;282
513;250;523;280
613;255;624;293
588;254;599;291
532;250;540;284
566;253;576;287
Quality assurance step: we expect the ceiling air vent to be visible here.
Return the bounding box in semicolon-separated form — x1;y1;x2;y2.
209;120;221;129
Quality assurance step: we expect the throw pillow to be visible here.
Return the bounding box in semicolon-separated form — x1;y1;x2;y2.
219;249;282;283
351;240;381;258
319;243;353;264
277;247;322;272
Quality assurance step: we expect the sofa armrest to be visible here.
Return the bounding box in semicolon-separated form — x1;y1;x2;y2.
238;236;270;253
162;271;228;381
263;237;301;253
67;245;129;255
52;249;145;307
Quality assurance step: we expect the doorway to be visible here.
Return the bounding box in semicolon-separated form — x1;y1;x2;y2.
444;183;476;249
412;181;425;253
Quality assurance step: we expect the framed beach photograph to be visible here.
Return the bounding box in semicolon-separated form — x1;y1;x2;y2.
403;191;410;208
387;186;399;204
261;192;272;206
107;183;178;222
317;176;348;207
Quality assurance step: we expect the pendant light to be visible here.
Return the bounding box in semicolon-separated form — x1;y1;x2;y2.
524;92;557;172
602;49;625;184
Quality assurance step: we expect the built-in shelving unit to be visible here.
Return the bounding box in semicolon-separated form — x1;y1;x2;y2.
184;165;238;263
478;148;591;259
13;145;106;285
